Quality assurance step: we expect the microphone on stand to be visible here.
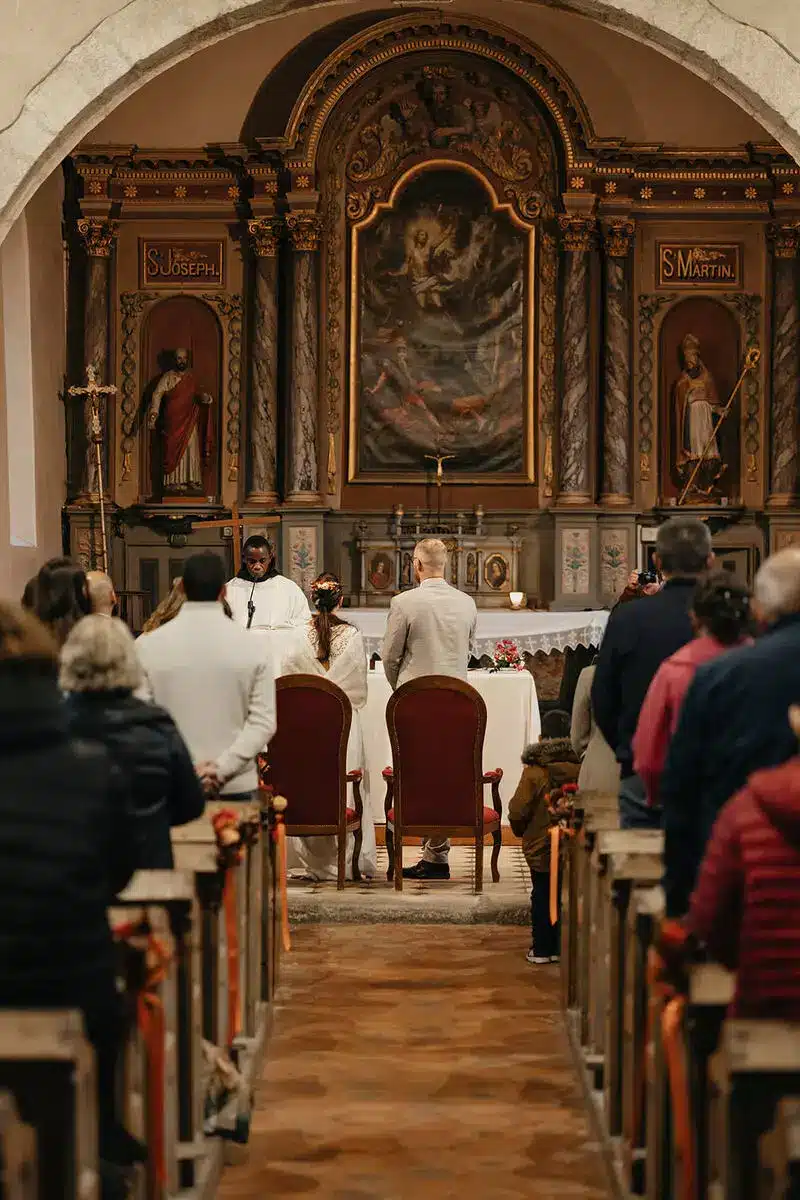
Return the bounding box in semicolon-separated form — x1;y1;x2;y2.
246;578;257;630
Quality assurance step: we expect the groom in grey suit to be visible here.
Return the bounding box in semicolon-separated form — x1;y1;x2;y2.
381;538;477;880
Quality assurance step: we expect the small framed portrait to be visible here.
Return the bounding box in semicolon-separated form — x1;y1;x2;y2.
465;551;478;590
484;553;510;592
400;551;414;588
368;551;394;592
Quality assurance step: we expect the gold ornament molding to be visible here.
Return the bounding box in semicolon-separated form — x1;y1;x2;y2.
77;217;119;257
603;218;635;257
248;217;283;258
558;214;597;254
286;213;323;252
768;221;800;259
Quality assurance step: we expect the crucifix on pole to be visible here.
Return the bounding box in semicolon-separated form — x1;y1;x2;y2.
68;365;118;573
425;453;455;526
189;504;281;575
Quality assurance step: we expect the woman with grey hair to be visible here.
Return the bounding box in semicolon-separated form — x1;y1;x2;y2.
61;616;205;867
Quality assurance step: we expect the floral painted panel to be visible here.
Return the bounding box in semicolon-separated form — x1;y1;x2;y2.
288;525;317;594
600;527;629;598
561;527;590;595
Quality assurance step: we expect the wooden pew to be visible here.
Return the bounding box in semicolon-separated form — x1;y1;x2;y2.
621;885;663;1195
0;1090;36;1199
586;828;663;1094
708;1019;800;1200
112;868;208;1196
759;1096;800;1200
0;1011;97;1200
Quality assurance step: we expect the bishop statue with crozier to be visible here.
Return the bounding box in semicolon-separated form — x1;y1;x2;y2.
147;347;214;492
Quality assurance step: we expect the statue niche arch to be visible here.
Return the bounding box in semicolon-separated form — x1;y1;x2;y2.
140;295;222;501
659;297;741;504
348;161;535;482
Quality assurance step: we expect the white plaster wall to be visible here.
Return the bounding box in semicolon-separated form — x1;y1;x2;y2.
88;0;771;148
0;168;66;599
0;0;800;243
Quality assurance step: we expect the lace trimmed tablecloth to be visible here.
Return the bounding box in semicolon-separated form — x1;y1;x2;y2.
346;608;610;660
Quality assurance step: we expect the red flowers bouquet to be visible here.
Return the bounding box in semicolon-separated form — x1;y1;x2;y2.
492;638;524;671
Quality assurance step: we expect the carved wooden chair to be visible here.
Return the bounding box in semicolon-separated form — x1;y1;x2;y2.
382;676;502;892
267;675;363;889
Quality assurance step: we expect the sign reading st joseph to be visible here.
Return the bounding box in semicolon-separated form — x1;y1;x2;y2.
140;239;224;287
658;243;741;288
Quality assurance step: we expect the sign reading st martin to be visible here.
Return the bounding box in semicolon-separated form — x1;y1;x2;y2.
140;239;224;287
658;243;741;288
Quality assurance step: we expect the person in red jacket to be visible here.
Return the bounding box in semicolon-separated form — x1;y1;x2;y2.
632;572;752;808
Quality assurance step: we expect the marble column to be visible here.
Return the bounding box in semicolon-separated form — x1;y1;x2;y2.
768;222;800;503
246;217;282;504
600;219;635;504
76;217;117;499
557;214;596;504
285;213;323;504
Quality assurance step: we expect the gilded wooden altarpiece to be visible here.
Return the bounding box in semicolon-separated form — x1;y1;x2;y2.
271;16;573;490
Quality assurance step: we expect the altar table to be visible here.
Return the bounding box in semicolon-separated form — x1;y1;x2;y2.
359;664;540;826
347;607;609;660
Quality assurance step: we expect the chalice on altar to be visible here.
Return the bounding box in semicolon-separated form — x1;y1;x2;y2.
509;592;526;610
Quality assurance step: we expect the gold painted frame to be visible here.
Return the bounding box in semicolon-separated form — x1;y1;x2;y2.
347;160;536;484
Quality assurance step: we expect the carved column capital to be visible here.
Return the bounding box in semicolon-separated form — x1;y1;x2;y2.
557;214;597;254
248;217;283;258
76;217;119;257
602;218;635;257
286;212;323;252
768;221;800;259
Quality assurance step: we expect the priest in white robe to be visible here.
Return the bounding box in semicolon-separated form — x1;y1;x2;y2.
226;534;311;673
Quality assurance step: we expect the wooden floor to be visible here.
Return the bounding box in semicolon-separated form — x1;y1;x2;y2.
219;925;610;1199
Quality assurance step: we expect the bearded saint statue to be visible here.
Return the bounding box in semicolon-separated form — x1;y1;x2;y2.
146;347;214;492
674;333;722;466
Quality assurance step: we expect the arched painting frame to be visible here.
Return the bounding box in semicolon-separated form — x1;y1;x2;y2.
347;160;535;483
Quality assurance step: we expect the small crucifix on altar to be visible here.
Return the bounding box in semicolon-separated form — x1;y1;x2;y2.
68;364;118;573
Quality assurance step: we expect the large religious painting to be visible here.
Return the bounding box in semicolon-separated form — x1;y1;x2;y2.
348;166;534;482
659;297;741;504
140;296;222;502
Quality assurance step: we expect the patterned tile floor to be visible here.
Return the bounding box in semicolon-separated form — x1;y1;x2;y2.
288;845;532;925
219;926;609;1199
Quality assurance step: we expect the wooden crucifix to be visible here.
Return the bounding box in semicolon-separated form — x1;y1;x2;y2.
189;503;281;575
68;365;118;573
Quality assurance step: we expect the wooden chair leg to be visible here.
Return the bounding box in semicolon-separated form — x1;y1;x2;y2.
491;826;501;883
475;829;484;894
352;825;362;883
386;824;394;881
337;828;346;890
394;829;403;892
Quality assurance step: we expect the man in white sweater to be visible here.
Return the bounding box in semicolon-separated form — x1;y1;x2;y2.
380;538;477;879
138;553;276;800
225;534;311;675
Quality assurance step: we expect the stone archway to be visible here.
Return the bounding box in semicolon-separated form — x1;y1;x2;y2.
0;0;799;244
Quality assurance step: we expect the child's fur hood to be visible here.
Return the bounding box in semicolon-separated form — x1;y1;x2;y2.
521;737;579;768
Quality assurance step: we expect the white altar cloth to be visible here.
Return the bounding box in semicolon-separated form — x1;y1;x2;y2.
346;607;609;660
360;664;540;826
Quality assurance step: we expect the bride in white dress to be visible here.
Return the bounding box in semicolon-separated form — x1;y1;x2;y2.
281;573;377;881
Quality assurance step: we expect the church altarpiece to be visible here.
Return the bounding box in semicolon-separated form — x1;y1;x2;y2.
61;12;800;615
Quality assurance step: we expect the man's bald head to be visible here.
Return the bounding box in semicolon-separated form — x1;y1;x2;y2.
86;571;118;617
753;547;800;624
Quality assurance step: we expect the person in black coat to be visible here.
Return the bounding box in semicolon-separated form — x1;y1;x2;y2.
60;615;205;867
591;516;714;829
0;601;139;1191
661;546;800;918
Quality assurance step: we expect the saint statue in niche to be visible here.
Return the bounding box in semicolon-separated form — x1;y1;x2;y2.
147;348;214;493
675;334;722;466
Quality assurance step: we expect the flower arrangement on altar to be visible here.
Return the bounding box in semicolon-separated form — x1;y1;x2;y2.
491;638;524;671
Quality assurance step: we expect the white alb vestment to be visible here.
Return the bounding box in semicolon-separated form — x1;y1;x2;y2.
281;621;377;881
225;574;311;674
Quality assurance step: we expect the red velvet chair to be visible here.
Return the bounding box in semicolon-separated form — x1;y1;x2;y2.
267;675;363;889
382;676;502;892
